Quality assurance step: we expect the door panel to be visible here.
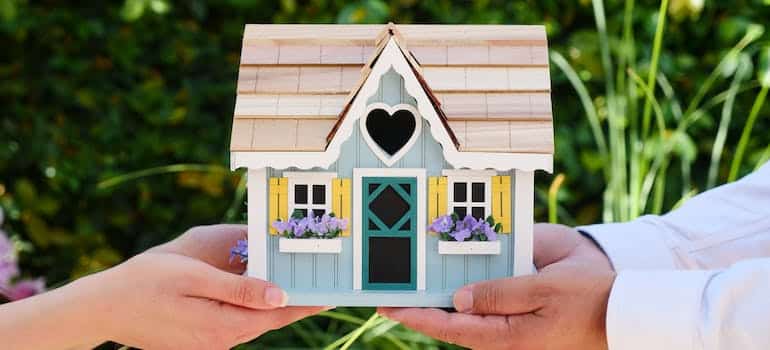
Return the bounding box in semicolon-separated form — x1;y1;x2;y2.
362;177;417;290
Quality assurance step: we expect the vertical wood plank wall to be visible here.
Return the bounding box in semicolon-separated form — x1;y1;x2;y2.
263;69;518;291
264;119;517;292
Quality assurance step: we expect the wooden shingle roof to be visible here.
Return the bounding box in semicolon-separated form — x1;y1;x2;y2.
231;24;553;155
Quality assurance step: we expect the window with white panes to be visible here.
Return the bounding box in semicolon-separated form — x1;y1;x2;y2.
286;172;335;219
444;171;494;220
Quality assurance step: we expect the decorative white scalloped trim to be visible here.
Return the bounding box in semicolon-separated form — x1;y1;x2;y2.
230;38;553;173
231;151;552;172
359;103;422;166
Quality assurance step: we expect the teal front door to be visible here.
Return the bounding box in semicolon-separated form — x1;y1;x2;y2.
362;177;417;290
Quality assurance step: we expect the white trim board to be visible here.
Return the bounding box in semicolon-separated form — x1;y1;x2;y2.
231;151;552;172
437;240;501;255
247;168;268;279
513;170;534;276
278;237;342;254
229;37;553;173
441;169;498;177
353;168;426;290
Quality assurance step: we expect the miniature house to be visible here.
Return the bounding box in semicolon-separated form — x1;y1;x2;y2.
230;24;553;306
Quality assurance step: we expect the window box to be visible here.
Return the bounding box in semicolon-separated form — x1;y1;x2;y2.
437;240;501;255
279;237;342;254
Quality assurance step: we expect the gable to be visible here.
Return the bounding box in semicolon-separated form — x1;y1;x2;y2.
324;36;460;166
230;24;554;172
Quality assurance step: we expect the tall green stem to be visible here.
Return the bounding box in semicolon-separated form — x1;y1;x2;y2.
729;86;769;181
640;0;670;139
707;58;749;188
631;0;669;220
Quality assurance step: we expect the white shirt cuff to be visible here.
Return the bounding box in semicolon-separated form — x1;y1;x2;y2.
578;217;679;270
606;270;713;350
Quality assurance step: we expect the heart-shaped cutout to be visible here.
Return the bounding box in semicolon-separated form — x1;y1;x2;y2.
360;103;422;166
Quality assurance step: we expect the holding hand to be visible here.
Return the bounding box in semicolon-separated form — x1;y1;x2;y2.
0;225;326;350
379;224;615;350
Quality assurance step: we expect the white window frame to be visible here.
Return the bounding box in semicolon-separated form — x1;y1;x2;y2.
443;169;496;220
284;172;336;218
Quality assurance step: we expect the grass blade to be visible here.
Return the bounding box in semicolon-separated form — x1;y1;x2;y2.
728;86;769;181
96;163;227;190
319;310;367;325
223;171;247;222
682;25;763;119
550;51;608;159
640;0;670;138
337;312;381;350
628;68;667;135
756;145;770;170
548;174;566;224
707;55;751;188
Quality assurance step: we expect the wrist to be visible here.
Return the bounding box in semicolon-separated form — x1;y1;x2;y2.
56;272;114;347
596;271;616;350
576;229;614;271
0;272;110;349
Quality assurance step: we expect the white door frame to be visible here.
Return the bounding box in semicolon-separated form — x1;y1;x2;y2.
353;168;426;290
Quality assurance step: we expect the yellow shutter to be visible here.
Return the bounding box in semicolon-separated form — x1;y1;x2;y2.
268;177;288;235
332;178;352;236
491;175;511;233
428;176;448;224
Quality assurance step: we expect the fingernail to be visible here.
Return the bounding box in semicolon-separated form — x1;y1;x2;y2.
265;286;288;307
454;287;473;313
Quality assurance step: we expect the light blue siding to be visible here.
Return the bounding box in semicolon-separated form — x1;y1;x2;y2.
262;70;518;306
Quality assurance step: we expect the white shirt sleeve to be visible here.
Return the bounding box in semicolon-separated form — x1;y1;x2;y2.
578;161;770;350
603;260;770;350
579;161;770;271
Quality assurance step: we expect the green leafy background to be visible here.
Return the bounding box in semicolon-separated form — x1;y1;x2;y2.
1;0;769;348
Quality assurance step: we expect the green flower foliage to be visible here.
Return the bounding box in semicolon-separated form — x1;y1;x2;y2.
1;1;769;348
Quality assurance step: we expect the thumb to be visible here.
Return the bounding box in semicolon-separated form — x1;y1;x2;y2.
453;275;547;315
189;262;289;309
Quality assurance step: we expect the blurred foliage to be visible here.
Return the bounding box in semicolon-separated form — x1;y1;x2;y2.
1;0;770;348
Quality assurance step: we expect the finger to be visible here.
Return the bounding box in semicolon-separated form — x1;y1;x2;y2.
533;223;580;269
379;307;510;348
454;275;548;315
185;298;329;346
187;262;288;310
231;305;330;344
153;224;248;273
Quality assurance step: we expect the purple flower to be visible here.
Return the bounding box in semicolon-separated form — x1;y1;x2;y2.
450;228;472;242
0;232;18;287
480;221;498;241
292;217;311;237
270;211;347;239
310;216;329;235
271;220;292;234
455;215;481;233
229;239;248;263
428;215;453;234
0;208;45;301
2;278;45;301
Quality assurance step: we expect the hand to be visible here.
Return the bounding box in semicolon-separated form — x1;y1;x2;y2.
93;224;328;349
0;225;327;350
379;224;616;350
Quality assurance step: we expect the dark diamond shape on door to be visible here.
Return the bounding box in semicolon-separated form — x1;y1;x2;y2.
368;185;409;228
